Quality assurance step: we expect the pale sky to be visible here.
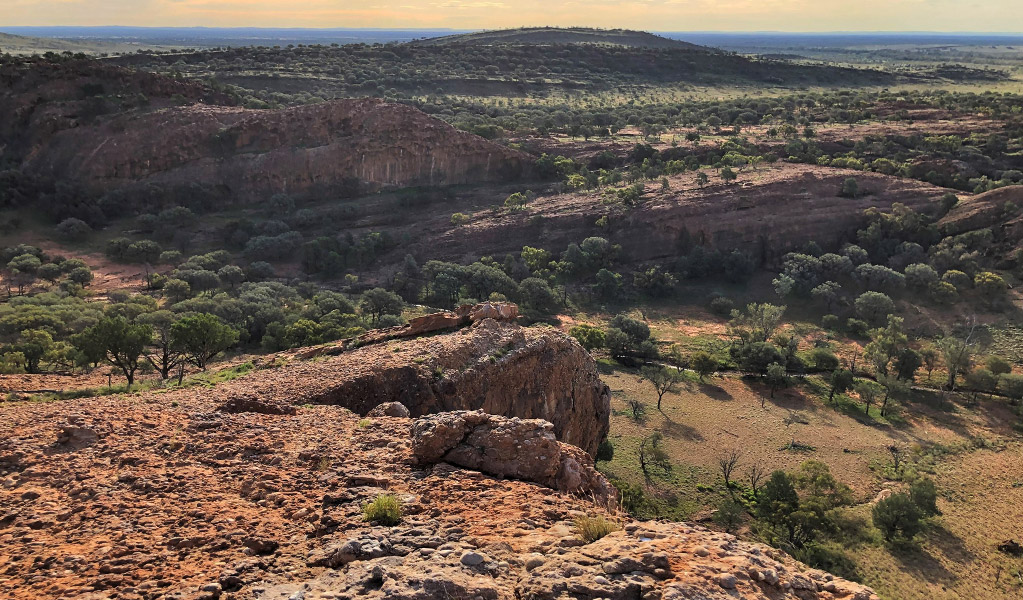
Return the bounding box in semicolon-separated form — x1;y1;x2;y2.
1;0;1021;32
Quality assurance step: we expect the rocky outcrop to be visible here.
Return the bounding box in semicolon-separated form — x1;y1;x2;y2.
939;185;1023;243
212;319;611;456
411;410;615;505
19;97;530;198
0;352;878;600
427;164;951;266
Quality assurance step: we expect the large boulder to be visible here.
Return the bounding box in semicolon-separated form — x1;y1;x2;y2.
411;411;615;506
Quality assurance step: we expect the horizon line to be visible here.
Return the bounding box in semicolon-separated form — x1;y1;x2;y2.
3;26;1023;35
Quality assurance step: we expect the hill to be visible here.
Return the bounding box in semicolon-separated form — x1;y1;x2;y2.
412;26;702;49
0;31;164;55
0;57;529;210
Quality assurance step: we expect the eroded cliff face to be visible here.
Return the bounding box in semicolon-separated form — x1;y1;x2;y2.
19;98;529;197
213;318;610;456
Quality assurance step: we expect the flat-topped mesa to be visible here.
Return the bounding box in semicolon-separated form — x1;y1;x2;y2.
217;310;610;455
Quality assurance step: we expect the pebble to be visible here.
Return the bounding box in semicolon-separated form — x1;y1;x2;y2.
460;551;486;566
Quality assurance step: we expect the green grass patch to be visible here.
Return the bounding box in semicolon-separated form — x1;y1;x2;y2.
362;494;403;526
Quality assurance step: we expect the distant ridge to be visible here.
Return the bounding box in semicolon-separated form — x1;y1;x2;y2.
412;27;705;50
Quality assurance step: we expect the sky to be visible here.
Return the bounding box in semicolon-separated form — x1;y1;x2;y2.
2;0;1021;32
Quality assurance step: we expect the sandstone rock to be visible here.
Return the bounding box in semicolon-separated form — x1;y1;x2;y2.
56;419;99;447
268;322;610;455
367;402;411;418
309;536;393;567
465;302;520;323
242;537;279;556
411;411;615;505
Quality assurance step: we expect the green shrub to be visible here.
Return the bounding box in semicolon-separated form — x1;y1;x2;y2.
909;478;940;516
872;492;922;541
596;439;615;462
363;494;403;526
709;296;735;317
574;515;619;543
713;497;746;532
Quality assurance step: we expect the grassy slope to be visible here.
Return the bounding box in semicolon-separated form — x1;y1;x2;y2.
580;304;1023;599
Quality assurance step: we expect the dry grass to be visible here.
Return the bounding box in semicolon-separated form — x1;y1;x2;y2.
598;360;1023;598
574;515;620;543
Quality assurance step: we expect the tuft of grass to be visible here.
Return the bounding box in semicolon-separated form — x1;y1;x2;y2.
315;456;332;471
574;515;619;543
363;494;403;526
357;419;372;428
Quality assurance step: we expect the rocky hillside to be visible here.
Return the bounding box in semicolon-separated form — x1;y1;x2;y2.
425;164;951;266
0;318;880;600
939;184;1023;250
0;58;529;201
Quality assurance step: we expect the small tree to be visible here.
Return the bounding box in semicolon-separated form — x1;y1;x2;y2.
855;380;882;416
999;373;1023;404
810;348;839;372
887;444;905;474
642;365;681;411
720;166;737;183
56;218;92;241
964;368;998;403
639;432;671;477
747;464;766;499
667;344;687;374
171;313;238;371
839;177;859;198
854;292;895;326
765;362;788;404
873;492;922;542
985;356;1012;376
718;449;741;494
713;497;745;533
15;329;53;374
140;310;183;379
877;373;909;417
626;398;646;421
828;369;854;402
77;317;153;387
568;324;605;352
692;351;718;381
938;328;977;391
360;288;404;326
